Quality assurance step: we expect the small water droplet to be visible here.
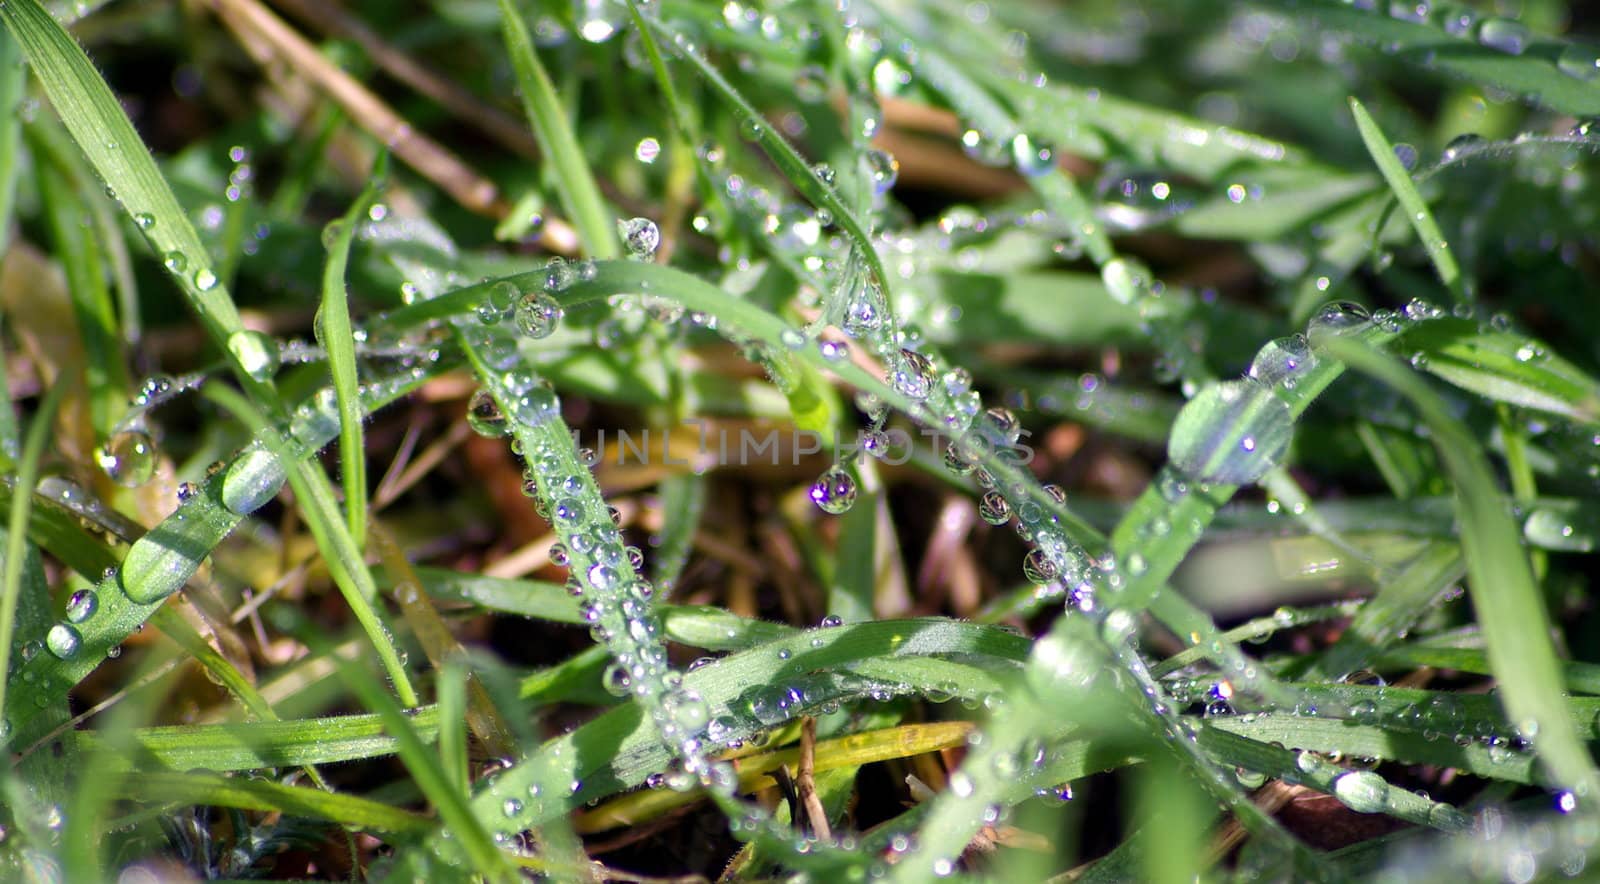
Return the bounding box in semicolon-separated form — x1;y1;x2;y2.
808;466;858;515
193;268;218;291
134;212;155;231
467;389;509;437
865;149;899;195
65;589;98;623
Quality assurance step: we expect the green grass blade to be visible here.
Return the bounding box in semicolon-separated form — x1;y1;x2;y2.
328;649;518;879
1322;336;1600;796
0;376;67;732
76;706;443;771
319;156;387;547
203;384;418;708
1260;1;1600;116
1349;97;1464;301
0;0;267;393
496;0;616;259
113;769;432;835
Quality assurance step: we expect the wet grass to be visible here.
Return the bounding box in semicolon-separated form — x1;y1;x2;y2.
3;0;1600;881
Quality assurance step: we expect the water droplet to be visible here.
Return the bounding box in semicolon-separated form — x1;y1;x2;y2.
1559;43;1600;80
602;664;632;697
515;292;562;339
467;389;509;437
96;430;157;487
808;466;858;515
193;268;218;292
1100;257;1149;305
1442;132;1485;162
162;251;188;274
1332;770;1389;813
1524;508;1594;552
1306;300;1372;345
865;149;899;195
619;217;660;260
1167;379;1293;485
134;212;155;231
1248;334;1316;392
1011;133;1055;176
227;330;279;382
978;491;1011;525
221;448;285;516
45;623;80;658
65;589;97;623
545;258;576;292
1391;142;1418;171
502;798;523;818
1477;18;1529;55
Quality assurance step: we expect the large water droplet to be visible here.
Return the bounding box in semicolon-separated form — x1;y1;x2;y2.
1306;300;1372;345
45;623;81;659
96;430;157;487
1332;770;1390;813
1477;18;1529;55
808;466;858;515
1524;508;1595;552
221;448;285;516
515;292;562;339
619;217;660;260
467;389;509;438
227;330;279;382
120;528;203;604
978;490;1011;526
1100;258;1149;305
1168;378;1293;485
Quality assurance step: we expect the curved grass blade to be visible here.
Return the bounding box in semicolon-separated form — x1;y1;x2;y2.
0;0;270;395
2;369;432;743
1322;336;1600;797
1401;318;1600;424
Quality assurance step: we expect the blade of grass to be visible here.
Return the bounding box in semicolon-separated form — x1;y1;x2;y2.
1321;336;1600;797
0;376;67;734
496;0;616;259
202;383;418;707
327;646;519;880
319;154;387;547
1349;97;1464;301
0;0;269;396
112;769;432;835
